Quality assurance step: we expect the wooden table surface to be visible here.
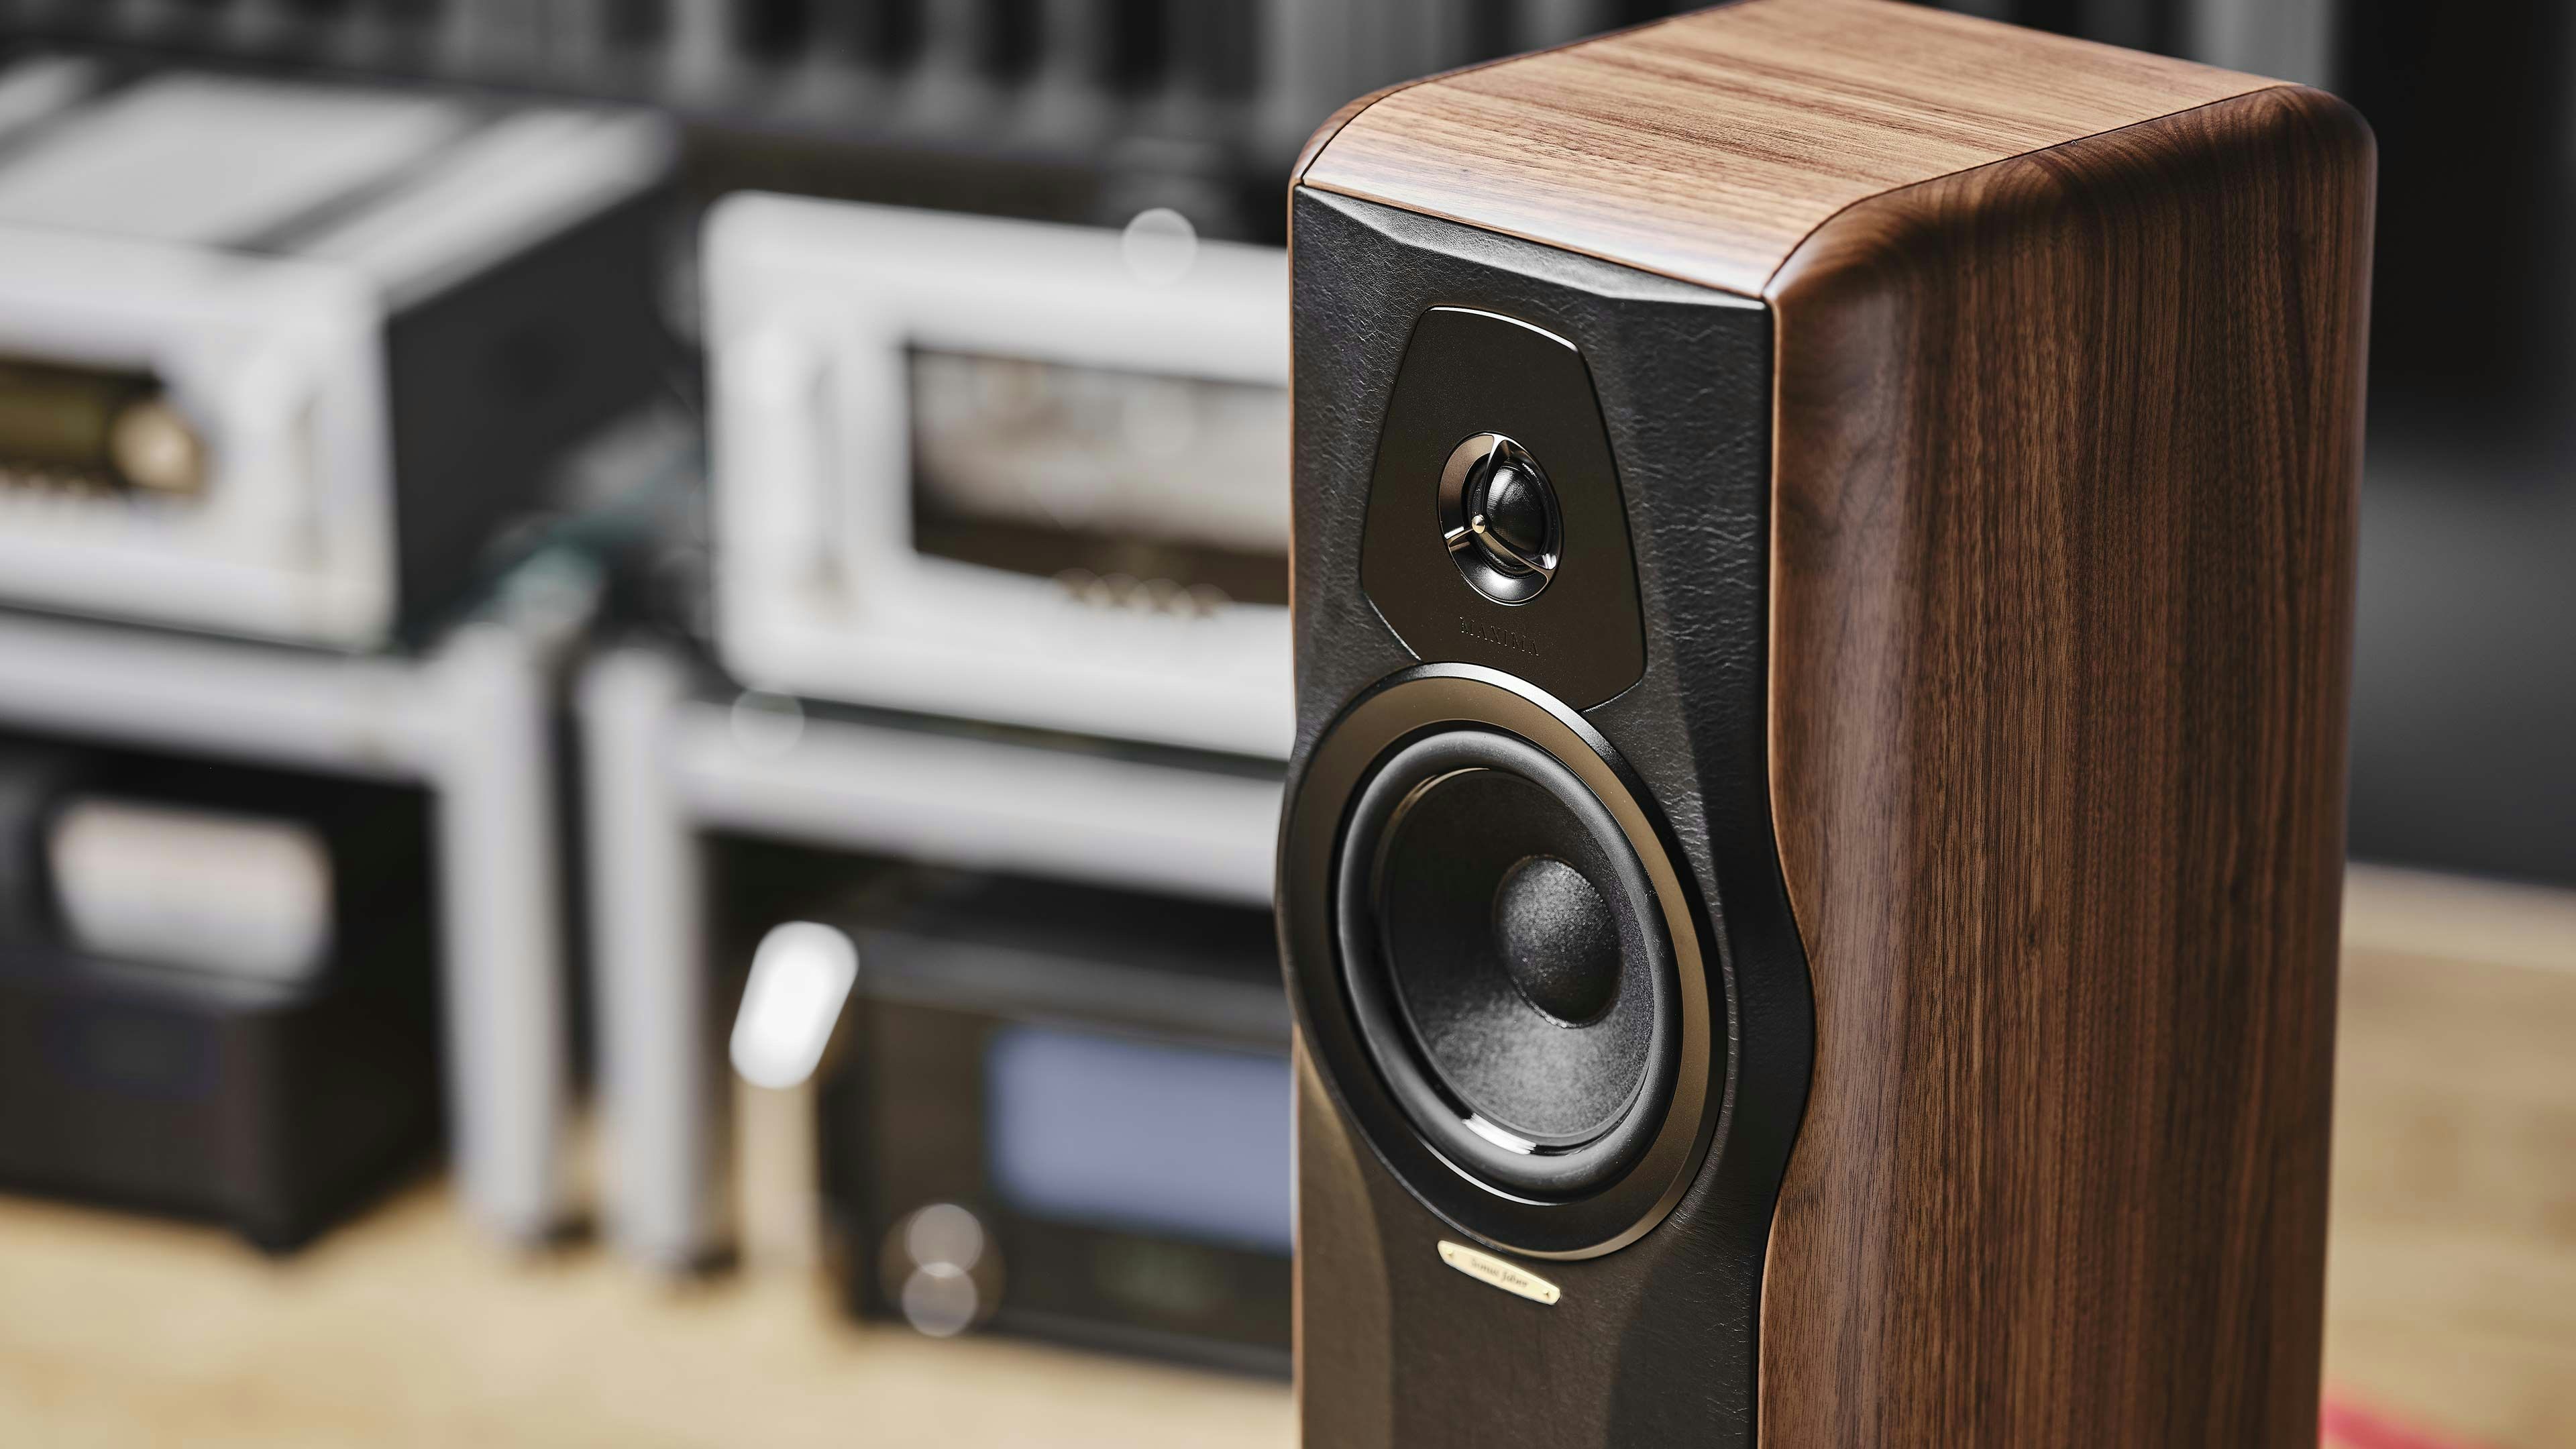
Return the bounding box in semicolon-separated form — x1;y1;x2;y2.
2322;867;2576;1449
0;1185;1293;1449
0;865;2566;1448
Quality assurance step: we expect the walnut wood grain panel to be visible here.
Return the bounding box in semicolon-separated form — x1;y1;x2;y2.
1299;0;2268;296
1757;83;2373;1447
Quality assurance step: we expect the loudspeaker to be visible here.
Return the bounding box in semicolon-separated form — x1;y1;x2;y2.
1276;3;2373;1445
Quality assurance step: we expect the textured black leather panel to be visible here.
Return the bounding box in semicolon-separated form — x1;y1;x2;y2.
1283;187;1813;1448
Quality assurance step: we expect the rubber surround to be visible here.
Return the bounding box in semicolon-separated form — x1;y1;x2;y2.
1281;663;1723;1258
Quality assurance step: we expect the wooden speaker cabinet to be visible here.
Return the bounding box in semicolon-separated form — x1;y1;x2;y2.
1275;1;2374;1445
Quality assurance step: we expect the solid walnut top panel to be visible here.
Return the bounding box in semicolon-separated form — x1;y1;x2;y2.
1295;0;2275;297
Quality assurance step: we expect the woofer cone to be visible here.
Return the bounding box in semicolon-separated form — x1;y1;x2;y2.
1336;730;1677;1196
1281;664;1724;1258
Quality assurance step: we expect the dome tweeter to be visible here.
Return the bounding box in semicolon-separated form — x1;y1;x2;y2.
1279;5;2372;1447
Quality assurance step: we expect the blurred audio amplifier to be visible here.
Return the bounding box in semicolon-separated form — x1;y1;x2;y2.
704;195;1292;759
741;866;1291;1373
0;738;439;1250
0;55;672;647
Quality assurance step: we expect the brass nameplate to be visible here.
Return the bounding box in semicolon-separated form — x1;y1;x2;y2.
1437;1240;1561;1305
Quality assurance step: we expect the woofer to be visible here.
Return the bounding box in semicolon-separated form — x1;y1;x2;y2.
1338;728;1675;1196
1281;663;1722;1258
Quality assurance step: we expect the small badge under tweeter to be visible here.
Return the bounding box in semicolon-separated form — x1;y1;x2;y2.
1438;1240;1562;1305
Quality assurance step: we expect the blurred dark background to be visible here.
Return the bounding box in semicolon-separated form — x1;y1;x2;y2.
7;0;2560;885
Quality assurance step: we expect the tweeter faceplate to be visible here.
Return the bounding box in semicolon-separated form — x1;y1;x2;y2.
1358;309;1648;708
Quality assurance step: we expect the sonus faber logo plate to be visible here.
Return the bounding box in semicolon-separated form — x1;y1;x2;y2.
1438;1241;1562;1305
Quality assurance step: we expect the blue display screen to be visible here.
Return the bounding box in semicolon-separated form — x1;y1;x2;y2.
985;1024;1293;1256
